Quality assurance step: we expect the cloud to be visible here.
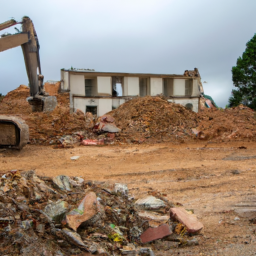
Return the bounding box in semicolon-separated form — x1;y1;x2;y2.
1;0;256;108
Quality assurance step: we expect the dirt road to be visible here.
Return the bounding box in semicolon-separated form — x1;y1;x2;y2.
1;141;256;255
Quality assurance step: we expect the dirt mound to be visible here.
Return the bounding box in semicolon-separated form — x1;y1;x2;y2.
23;106;87;145
0;94;4;102
197;105;256;141
107;96;198;143
0;85;70;116
0;85;31;115
2;85;256;145
0;85;86;145
44;81;61;96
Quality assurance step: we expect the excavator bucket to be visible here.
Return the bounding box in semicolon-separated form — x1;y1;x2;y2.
0;115;29;149
27;95;57;112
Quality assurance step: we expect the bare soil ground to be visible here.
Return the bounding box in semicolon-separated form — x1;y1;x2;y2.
1;141;256;255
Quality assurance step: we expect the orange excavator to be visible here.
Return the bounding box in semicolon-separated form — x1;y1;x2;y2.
0;17;57;149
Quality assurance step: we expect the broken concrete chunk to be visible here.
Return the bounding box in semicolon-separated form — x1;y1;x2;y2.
140;224;172;243
37;181;58;194
53;175;71;191
100;123;121;133
138;211;169;223
114;183;128;196
32;174;57;194
100;115;115;123
44;200;69;223
64;192;102;231
135;196;166;211
62;228;88;249
139;248;155;256
20;220;33;230
170;207;203;233
36;223;45;233
59;134;80;147
33;186;43;200
69;177;84;187
95;115;121;133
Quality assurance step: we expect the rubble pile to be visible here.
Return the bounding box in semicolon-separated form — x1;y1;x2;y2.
0;86;91;145
0;85;70;116
2;85;256;145
44;81;61;96
107;96;197;143
197;104;256;141
24;106;89;145
0;170;203;255
0;85;31;115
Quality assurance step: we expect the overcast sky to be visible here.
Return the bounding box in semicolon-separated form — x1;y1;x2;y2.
1;0;256;107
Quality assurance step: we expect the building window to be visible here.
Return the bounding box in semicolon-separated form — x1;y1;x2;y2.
185;103;193;111
86;106;97;115
85;79;93;96
112;77;123;96
163;79;173;97
139;78;148;96
185;79;193;96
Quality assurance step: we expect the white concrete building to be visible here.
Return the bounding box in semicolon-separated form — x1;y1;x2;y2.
60;68;204;116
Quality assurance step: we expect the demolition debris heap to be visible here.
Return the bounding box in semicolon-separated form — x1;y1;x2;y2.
196;105;256;141
0;86;86;145
1;85;256;145
107;96;197;143
0;170;203;255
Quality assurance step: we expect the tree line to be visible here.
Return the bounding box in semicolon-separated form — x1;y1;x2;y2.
229;33;256;110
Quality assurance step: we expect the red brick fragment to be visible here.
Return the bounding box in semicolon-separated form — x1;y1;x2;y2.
170;207;203;233
140;224;172;243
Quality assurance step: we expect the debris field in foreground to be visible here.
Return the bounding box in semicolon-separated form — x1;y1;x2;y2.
0;170;203;255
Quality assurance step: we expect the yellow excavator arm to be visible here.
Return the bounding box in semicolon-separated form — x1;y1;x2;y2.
0;17;57;149
0;16;57;111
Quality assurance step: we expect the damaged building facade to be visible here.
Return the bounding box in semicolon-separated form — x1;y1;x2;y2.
60;68;204;116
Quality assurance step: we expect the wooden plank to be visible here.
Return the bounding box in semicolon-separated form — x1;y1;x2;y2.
0;33;29;52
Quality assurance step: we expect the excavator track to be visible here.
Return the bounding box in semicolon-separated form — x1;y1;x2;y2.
0;115;29;149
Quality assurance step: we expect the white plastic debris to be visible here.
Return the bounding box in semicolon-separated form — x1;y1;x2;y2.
70;156;80;160
114;183;128;196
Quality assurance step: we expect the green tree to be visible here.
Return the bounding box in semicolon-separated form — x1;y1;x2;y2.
231;33;256;109
228;89;244;107
0;93;4;103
